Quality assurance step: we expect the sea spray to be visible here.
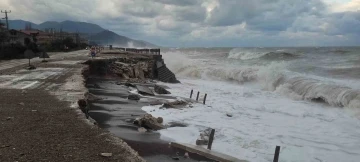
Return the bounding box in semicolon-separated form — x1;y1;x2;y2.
162;48;360;109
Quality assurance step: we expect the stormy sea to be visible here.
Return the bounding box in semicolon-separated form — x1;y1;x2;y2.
143;47;360;162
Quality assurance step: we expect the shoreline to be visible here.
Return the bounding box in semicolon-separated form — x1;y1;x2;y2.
82;50;215;161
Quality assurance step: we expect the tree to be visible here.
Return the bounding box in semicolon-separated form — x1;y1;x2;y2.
63;37;75;47
0;23;9;46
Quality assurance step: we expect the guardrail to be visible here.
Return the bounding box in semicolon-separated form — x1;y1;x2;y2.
116;47;161;55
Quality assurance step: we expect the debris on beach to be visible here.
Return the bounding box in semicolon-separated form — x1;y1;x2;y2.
128;94;140;101
138;127;147;133
161;100;188;109
136;85;155;96
100;153;113;157
196;128;212;146
154;84;171;94
133;114;164;130
167;122;188;128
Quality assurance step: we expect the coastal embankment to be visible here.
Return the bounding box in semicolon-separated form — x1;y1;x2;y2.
83;48;221;161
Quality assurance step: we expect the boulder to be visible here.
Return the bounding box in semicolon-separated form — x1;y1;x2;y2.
128;94;140;101
134;114;164;130
157;117;163;123
154;85;171;94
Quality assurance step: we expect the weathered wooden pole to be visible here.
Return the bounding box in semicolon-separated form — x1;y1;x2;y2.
207;129;215;150
190;89;193;99
196;91;200;101
273;146;281;162
203;93;207;104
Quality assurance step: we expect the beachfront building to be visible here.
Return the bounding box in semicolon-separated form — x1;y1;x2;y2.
8;29;32;45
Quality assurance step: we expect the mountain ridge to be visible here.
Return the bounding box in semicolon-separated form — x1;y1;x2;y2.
7;20;157;47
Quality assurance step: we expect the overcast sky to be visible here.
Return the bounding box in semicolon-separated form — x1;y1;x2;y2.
1;0;359;47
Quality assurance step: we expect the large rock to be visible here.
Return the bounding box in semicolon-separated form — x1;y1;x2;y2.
154;85;171;94
134;114;164;130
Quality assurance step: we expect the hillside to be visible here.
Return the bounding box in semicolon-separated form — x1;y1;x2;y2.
7;20;157;47
38;21;105;34
89;30;156;47
7;20;39;30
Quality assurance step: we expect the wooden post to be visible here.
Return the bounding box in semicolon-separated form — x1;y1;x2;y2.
196;91;200;101
273;146;280;162
207;129;215;150
190;89;193;99
203;93;207;104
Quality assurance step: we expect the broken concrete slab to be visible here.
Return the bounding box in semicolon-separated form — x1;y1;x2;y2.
136;85;155;96
154;84;171;94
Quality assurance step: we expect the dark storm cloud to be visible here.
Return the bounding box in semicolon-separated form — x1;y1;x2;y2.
1;0;359;46
152;0;201;6
328;11;360;35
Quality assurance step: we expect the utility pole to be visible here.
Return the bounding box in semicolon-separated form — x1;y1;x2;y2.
1;10;11;30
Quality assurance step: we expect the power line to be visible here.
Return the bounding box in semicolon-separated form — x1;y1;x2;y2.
1;10;11;30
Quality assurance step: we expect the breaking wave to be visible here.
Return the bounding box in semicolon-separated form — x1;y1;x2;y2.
228;48;299;60
163;50;360;109
274;77;360;108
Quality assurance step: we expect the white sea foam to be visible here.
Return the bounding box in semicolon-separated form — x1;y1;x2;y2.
162;50;360;109
144;79;360;162
154;48;360;161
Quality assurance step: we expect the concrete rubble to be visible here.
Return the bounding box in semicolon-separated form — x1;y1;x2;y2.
154;84;171;94
133;114;165;130
196;128;213;146
128;94;141;101
162;100;188;109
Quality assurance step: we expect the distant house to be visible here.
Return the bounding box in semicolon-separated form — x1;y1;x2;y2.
20;29;52;45
8;29;32;46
